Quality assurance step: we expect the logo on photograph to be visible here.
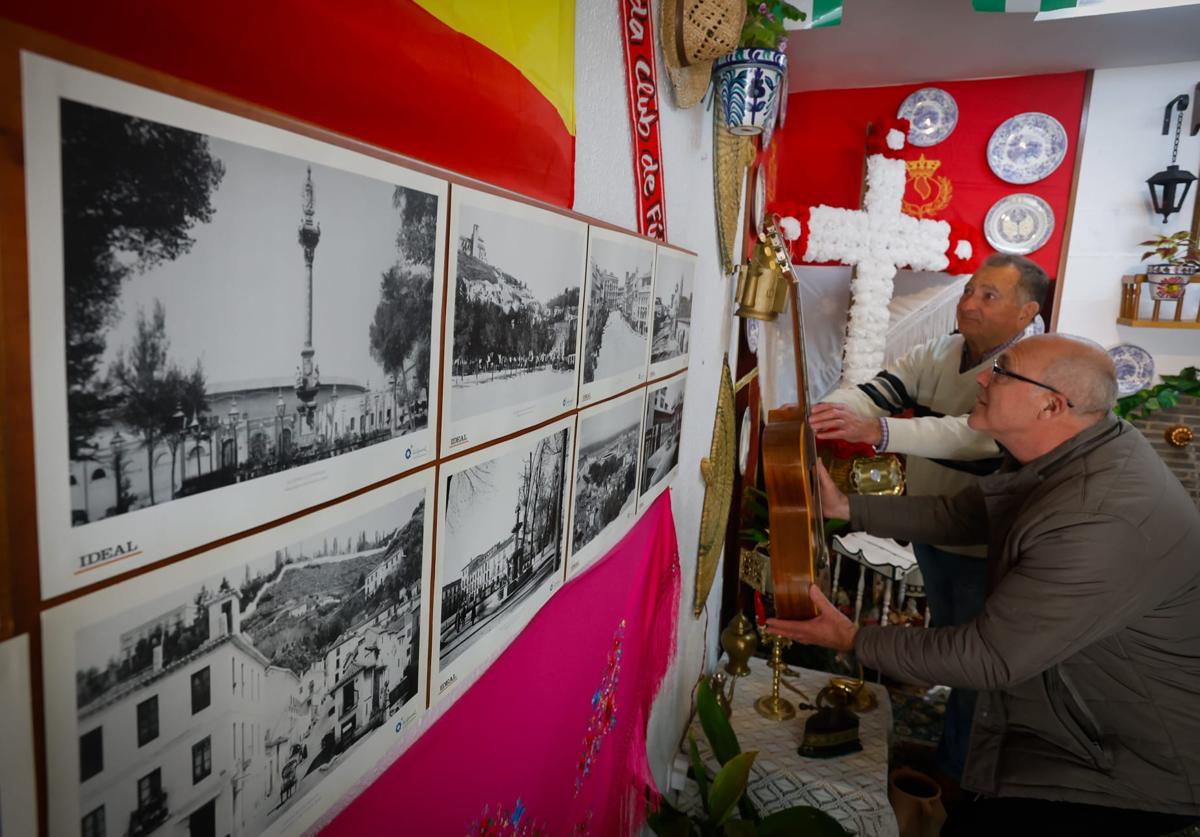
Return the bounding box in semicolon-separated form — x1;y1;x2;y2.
405;447;413;460
76;540;142;572
450;433;468;447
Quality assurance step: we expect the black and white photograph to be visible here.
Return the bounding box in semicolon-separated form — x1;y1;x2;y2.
578;227;654;405
442;186;586;451
41;471;434;837
432;417;573;700
0;634;37;837
567;389;645;578
639;374;686;510
23;55;446;597
648;247;695;380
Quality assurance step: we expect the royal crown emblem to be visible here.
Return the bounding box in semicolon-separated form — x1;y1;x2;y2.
902;154;953;218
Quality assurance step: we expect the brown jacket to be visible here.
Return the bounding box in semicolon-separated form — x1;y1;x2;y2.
850;414;1200;814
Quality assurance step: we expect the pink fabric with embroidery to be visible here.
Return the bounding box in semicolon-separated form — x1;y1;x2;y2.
321;491;681;836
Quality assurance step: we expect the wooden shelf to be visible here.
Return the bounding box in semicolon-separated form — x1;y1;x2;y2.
1116;317;1200;330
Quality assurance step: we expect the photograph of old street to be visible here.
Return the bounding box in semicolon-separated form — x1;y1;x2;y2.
640;377;684;495
649;254;693;364
581;234;652;387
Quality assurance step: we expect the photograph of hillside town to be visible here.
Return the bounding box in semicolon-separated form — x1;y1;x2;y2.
449;196;584;421
581;232;653;389
572;396;642;556
650;251;694;366
641;377;686;496
55;97;440;528
438;427;570;669
69;487;428;837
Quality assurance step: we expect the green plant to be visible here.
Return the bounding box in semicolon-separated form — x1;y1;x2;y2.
647;680;848;837
740;2;805;51
1139;231;1200;269
1114;366;1200;421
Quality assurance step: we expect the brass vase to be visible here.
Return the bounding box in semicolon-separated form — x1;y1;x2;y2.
720;612;758;677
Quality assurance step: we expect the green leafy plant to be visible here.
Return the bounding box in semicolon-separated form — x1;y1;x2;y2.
740;2;806;51
1114;366;1200;421
1139;230;1200;269
647;680;848;837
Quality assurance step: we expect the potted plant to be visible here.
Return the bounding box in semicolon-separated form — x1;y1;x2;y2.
647;679;848;836
1139;230;1199;301
713;2;805;136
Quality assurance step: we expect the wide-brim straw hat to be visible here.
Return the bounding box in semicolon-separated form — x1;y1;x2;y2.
661;0;746;109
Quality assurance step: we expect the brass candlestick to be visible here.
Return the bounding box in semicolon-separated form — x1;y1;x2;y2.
754;632;796;720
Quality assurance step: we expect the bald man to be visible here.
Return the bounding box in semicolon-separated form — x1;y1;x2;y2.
770;335;1200;835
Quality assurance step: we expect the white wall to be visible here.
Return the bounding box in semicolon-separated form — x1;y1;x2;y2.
1057;61;1200;378
574;1;733;791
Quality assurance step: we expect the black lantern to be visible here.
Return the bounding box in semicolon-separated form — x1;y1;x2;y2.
1147;94;1196;223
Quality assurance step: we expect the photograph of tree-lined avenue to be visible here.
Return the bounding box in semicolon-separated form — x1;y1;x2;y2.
572;397;641;555
438;428;570;667
581;234;652;386
650;252;694;365
71;487;427;837
60;98;439;526
641;377;685;495
450;199;582;420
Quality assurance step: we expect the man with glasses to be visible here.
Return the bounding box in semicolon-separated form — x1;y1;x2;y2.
809;253;1048;779
770;334;1200;836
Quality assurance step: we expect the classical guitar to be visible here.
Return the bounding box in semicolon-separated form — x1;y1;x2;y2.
758;216;829;620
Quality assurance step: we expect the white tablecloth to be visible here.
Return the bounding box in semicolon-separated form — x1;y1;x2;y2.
677;664;898;836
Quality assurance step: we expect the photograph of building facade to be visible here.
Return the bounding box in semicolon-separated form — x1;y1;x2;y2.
435;423;571;678
0;635;37;837
444;187;585;443
570;392;643;572
640;376;686;499
579;229;653;401
58;484;429;837
649;249;695;370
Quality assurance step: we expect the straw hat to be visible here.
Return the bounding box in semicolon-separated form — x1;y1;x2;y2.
661;0;746;109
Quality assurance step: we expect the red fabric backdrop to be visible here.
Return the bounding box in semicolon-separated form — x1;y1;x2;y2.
770;72;1087;279
318;492;681;836
0;0;576;206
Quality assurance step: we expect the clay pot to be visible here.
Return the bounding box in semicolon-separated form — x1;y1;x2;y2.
888;767;947;837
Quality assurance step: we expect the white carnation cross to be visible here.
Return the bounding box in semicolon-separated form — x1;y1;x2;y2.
801;138;967;385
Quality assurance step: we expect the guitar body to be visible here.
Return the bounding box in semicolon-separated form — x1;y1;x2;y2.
762;408;819;620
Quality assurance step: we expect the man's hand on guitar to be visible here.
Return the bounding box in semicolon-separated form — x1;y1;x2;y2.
809;402;882;446
815;459;849;520
766;585;858;653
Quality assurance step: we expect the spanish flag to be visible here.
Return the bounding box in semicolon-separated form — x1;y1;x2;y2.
1;0;577;206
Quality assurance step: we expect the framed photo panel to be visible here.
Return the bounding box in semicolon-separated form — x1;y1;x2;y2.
441;186;585;453
566;388;645;580
647;246;694;381
638;373;686;511
577;226;654;406
42;469;435;837
23;53;447;597
431;416;573;703
0;634;37;837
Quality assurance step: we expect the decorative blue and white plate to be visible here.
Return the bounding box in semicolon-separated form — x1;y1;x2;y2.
898;87;958;147
984;193;1054;255
1107;343;1155;397
987;112;1068;184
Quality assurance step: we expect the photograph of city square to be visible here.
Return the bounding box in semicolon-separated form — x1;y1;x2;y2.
579;229;653;401
640;376;686;499
54;482;430;837
570;392;643;572
436;424;571;679
649;249;695;373
49;96;442;530
447;189;585;432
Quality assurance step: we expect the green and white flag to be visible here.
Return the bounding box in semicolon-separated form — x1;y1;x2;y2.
786;0;843;29
973;0;1079;11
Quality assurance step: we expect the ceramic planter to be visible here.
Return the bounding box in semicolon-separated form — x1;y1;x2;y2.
713;48;787;136
1145;262;1197;301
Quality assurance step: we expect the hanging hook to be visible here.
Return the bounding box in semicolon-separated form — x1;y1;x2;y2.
1162;93;1189;135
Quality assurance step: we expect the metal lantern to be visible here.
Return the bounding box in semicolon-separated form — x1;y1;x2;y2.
1147;94;1197;223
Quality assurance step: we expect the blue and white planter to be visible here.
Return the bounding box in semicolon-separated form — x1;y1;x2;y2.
713;48;788;137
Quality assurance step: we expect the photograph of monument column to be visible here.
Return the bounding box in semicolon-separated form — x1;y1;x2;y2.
54;99;440;528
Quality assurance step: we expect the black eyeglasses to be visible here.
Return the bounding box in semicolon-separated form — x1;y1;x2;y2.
990;361;1075;408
